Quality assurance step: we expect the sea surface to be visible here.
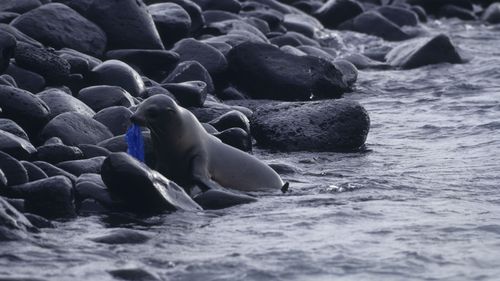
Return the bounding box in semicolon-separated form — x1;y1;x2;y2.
1;20;500;281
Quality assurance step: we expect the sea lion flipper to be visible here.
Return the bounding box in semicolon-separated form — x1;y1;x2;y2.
190;154;220;192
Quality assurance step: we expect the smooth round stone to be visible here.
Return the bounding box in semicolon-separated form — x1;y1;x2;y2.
149;3;191;47
0;151;28;186
0;12;20;24
91;229;151;244
57;156;105;177
0;129;36;160
20;160;48;182
93;106;133;136
40;112;113;146
14;42;71;85
212;127;252;152
105;49;179;78
482;3;500;24
11;3;106;57
35;144;84;164
101;152;202;213
171;38;228;83
0;31;16;73
77;144;111;159
78;86;135;113
38;88;95;119
208;110;250;134
162;0;205;32
203;10;241;24
338;11;411;41
314;0;363;29
0;74;16;87
0;119;29;141
191;0;241;13
333;59;358;87
87;0;164;50
33;161;77;184
0;0;41;14
4;176;76;219
0;23;42;48
377;6;419;26
0;85;50;135
91;60;146;97
386;34;463;69
162;81;208;108
56;48;102;74
4;63;45;93
162;60;214;94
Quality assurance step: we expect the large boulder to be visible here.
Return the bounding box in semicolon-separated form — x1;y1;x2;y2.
482;3;500;24
250;99;370;151
87;0;164;50
386;34;463;69
11;3;106;57
0;197;35;241
101;153;202;213
0;85;50;135
149;3;191;47
227;42;348;100
314;0;363;29
338;11;411;41
2;176;76;219
78;85;135;113
40;112;113;146
91;60;146;97
38;88;95;120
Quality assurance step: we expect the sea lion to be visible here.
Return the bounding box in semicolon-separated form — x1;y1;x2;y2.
130;95;285;192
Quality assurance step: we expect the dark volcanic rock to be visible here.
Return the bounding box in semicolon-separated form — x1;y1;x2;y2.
314;0;363;29
77;144;111;159
208;110;250;134
87;0;164;50
439;5;477;20
57;157;105;177
0;0;41;14
21;160;48;181
92;229;152;245
189;101;252;123
40;112;113;146
35;144;84;164
93;106;133;136
38;88;95;120
106;49;179;78
338;11;411;41
0;30;16;73
0;119;29;141
101;152;202;213
163;60;214;95
14;42;71;85
482;3;500;24
33;161;77;184
11;3;106;57
149;3;191;47
78;86;135;113
386;34;463;69
162;81;208;108
91;60;146;97
191;0;241;13
0;129;36;160
251;99;370;151
165;0;205;33
0;197;35;241
171;38;228;84
0;85;50;135
227;42;348;100
406;0;473;14
0;151;28;186
4;176;75;219
0;23;42;48
213;128;252;152
377;6;419;26
5;63;45;93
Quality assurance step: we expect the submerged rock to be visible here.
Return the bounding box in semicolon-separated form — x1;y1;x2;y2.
251;99;370;151
482;3;500;24
386;34;464;69
338;11;411;41
0;197;35;241
91;229;151;245
101;152;202;213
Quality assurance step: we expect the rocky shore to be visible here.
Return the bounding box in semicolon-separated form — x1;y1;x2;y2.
0;0;498;241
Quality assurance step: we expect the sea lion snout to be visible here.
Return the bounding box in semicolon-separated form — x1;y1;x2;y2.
130;113;147;126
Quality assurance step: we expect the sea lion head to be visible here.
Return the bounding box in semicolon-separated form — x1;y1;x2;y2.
130;95;182;138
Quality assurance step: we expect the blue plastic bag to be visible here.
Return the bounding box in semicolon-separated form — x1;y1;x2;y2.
125;124;145;162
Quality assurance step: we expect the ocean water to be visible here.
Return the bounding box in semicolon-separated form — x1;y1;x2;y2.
1;20;500;281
